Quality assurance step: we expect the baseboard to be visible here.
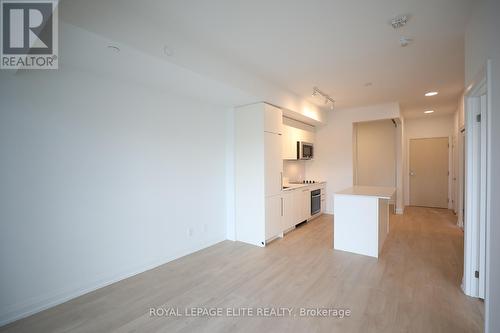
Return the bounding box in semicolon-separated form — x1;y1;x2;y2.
0;237;224;327
396;207;404;215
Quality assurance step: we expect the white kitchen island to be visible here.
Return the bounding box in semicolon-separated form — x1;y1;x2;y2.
333;186;395;258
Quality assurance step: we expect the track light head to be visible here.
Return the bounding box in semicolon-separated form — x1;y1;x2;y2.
311;86;335;110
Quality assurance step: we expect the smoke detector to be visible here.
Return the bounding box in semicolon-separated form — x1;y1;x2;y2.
163;45;174;57
391;15;408;29
399;36;413;47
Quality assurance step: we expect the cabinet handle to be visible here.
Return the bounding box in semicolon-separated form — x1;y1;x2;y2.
281;197;284;216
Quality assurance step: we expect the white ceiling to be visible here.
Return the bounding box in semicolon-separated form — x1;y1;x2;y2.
61;0;474;118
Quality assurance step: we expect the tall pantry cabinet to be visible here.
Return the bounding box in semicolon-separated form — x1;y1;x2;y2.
235;103;283;246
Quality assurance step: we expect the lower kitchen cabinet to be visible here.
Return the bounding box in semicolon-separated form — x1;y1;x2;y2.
265;194;283;241
265;184;326;244
300;188;311;222
282;191;295;230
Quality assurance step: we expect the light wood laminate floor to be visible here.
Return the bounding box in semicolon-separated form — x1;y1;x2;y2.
1;207;483;332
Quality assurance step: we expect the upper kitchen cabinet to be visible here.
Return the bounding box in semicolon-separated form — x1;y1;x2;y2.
264;104;283;135
234;103;284;247
282;117;315;160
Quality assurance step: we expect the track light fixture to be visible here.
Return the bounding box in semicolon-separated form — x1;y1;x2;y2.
311;87;335;110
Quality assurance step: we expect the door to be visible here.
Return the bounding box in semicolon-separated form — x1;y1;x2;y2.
465;93;488;298
409;137;449;208
470;94;487;298
265;132;283;196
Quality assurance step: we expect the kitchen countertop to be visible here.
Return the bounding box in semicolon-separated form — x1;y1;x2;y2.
282;181;326;191
335;186;395;199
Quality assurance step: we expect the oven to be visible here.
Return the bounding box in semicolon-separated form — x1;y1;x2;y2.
311;189;321;215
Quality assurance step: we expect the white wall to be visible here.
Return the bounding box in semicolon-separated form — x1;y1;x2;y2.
283;160;306;183
403;115;454;207
0;53;228;327
306;103;401;214
465;1;500;331
354;120;396;189
225;109;236;241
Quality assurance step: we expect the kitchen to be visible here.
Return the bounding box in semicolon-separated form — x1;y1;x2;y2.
234;103;326;246
234;102;396;259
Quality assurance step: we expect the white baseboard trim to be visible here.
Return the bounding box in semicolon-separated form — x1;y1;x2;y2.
0;237;224;327
396;207;404;215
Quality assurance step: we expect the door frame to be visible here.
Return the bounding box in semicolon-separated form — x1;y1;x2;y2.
406;136;452;209
462;60;491;299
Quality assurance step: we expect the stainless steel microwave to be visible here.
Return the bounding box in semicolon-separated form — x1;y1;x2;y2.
297;141;314;160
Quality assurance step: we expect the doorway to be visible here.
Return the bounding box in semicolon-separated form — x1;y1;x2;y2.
463;60;491;300
409;137;449;208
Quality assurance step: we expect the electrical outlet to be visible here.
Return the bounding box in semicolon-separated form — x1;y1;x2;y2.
188;228;194;237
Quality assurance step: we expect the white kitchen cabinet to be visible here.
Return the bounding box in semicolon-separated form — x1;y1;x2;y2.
264;104;283;135
282;191;295;230
265;132;283;197
290;189;302;226
300;188;311;222
235;103;284;246
265;194;283;240
282;125;298;160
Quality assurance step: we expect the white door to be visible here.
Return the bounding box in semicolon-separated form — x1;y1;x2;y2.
265;132;283;197
409;137;449;208
465;93;488;299
472;94;487;299
265;194;283;241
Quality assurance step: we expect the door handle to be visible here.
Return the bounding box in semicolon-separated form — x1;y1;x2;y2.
410;171;416;176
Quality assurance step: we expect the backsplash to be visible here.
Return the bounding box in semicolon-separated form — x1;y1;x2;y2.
283;160;306;183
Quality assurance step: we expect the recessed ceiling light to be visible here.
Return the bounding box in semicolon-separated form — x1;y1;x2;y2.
424;110;434;114
425;91;438;97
